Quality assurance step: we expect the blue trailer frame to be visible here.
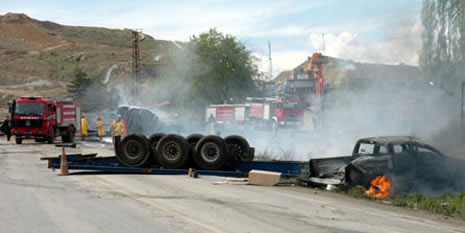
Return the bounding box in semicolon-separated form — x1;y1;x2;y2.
41;154;309;178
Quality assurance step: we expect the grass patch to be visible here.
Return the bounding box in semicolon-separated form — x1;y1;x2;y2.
391;193;465;219
345;186;465;219
278;177;302;186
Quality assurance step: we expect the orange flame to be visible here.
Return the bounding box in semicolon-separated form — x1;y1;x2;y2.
365;175;391;198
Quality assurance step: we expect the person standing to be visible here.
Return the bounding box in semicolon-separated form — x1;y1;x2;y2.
81;116;88;141
121;118;127;137
0;116;11;141
97;117;105;141
109;119;117;144
114;117;125;148
207;114;216;134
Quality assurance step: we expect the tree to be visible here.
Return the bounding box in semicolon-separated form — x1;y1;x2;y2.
156;29;263;119
67;69;92;98
67;69;119;112
420;0;465;92
188;29;261;103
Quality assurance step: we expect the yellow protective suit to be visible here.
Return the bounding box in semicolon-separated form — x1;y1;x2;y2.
97;119;105;137
81;118;88;136
114;120;125;137
109;120;116;137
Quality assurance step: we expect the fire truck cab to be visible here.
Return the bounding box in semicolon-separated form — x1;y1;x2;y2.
272;99;304;129
9;96;80;144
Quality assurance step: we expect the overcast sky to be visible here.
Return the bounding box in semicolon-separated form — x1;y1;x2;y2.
2;0;423;78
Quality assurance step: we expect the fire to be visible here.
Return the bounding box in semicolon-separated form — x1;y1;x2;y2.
365;175;391;198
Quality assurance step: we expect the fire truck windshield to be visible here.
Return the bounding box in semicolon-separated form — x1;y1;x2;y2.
278;103;302;109
14;102;45;116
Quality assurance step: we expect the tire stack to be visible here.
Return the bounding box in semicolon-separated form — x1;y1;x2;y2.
115;133;254;170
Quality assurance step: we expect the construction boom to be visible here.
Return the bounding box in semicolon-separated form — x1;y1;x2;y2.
304;53;325;98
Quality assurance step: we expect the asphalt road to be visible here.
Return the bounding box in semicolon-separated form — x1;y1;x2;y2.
1;138;464;233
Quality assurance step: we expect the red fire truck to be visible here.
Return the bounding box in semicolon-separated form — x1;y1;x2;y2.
205;98;304;130
9;96;81;144
247;98;304;130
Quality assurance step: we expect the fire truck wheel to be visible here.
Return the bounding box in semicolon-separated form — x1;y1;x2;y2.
148;133;165;165
61;132;72;143
15;138;23;144
156;134;189;169
46;129;55;144
224;135;252;161
35;138;45;143
117;134;151;167
194;135;229;170
69;131;75;143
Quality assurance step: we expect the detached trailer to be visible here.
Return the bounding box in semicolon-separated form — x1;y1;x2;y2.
41;153;308;178
42;133;309;178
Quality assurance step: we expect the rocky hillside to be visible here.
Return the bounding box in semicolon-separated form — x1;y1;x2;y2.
0;12;180;108
274;56;422;89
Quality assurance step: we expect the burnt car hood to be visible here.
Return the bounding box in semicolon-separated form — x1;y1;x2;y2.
350;155;392;175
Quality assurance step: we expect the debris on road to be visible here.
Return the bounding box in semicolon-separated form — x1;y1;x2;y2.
212;178;249;185
248;169;282;186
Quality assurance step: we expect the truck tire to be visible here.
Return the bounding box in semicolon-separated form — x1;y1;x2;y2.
61;127;75;143
61;135;68;143
186;134;204;148
35;138;45;143
186;134;204;166
148;133;165;165
46;129;55;144
155;134;189;169
61;132;72;143
15;138;23;144
69;132;75;143
117;134;151;167
194;135;229;170
224;135;252;161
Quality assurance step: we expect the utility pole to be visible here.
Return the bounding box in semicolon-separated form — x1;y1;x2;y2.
131;29;142;103
268;40;272;80
462;82;465;141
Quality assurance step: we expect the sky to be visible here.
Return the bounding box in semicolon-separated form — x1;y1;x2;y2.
1;0;423;79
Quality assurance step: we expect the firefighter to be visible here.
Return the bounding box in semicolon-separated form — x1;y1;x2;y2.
0;116;11;141
121;118;127;137
97;117;105;141
114;117;126;147
81;116;88;141
207;114;216;134
109;119;117;143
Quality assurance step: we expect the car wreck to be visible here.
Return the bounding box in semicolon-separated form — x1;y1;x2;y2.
303;136;465;196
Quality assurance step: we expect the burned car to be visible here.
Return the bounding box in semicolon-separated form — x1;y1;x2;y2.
305;136;465;194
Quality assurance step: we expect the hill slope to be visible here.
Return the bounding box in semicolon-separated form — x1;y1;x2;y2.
0;12;179;108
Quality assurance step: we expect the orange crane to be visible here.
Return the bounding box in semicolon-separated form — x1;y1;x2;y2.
304;53;325;98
